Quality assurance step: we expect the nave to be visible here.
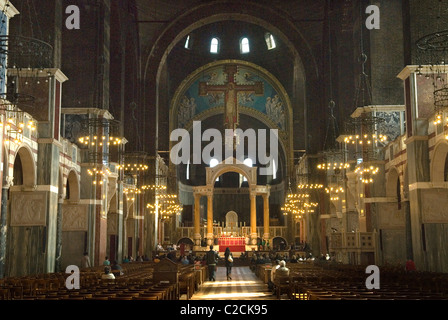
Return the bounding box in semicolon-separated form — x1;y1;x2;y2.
188;266;275;300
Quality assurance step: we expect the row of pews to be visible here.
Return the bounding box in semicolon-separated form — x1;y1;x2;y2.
0;259;207;300
256;261;448;300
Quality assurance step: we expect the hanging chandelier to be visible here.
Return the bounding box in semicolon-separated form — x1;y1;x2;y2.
147;193;182;219
415;1;448;114
354;164;379;184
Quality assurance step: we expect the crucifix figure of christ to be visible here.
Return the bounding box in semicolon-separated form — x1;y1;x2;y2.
199;65;264;131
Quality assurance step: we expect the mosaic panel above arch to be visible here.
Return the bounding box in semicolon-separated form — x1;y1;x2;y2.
171;60;292;133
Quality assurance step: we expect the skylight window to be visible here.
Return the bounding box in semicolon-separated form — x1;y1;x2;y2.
240;37;250;54
184;35;192;50
210;37;219;54
264;33;276;50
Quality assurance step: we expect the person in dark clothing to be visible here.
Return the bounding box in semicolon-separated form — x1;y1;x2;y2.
206;245;219;281
224;247;233;280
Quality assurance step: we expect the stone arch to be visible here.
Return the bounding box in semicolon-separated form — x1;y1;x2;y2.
225;211;238;227
386;167;400;198
66;170;80;202
143;0;319;157
272;236;288;250
108;192;117;214
177;237;194;246
12;145;36;188
169;60;292;177
432;140;448;183
206;157;257;187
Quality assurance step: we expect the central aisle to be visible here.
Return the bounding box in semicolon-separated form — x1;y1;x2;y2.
189;266;276;300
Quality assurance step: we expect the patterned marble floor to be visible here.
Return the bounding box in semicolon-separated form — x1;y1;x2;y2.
188;266;276;300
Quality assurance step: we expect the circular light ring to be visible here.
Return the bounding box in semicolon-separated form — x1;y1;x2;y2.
416;30;448;51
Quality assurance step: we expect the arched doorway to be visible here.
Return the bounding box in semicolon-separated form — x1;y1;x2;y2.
177;237;194;256
6;146;39;277
272;237;287;251
192;157;270;252
61;170;86;270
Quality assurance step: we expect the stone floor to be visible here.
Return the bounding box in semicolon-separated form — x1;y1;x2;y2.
182;266;278;300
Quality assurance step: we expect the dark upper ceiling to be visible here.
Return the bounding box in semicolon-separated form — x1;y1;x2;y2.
167;20;295;98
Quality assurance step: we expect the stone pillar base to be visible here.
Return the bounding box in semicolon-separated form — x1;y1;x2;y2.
193;233;202;247
250;233;258;245
206;233;214;247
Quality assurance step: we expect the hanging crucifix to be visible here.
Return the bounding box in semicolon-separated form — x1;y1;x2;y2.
199;65;264;131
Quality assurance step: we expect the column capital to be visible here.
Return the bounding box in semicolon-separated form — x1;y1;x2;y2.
194;193;202;200
3;176;14;189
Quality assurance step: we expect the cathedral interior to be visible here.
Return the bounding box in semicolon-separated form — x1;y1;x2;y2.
1;0;448;303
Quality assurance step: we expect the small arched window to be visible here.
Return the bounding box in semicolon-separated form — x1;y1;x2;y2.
186;160;190;180
184;35;192;50
240;37;250;54
264;33;276;50
210;37;219;54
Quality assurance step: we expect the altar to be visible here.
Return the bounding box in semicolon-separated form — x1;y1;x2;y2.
218;236;246;253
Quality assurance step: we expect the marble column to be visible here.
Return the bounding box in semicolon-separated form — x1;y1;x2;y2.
55;194;64;273
250;193;257;245
207;193;213;246
263;194;270;241
193;194;201;247
0;177;12;278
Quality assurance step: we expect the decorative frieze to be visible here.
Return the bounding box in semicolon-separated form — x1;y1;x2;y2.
10;191;47;226
62;204;88;231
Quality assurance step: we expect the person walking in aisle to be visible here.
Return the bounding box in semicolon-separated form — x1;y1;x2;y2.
206;245;219;281
224;247;234;280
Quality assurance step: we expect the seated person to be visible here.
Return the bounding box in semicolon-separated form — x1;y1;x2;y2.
274;260;290;281
111;260;124;276
103;256;111;266
268;260;280;292
101;266;116;280
181;256;190;265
